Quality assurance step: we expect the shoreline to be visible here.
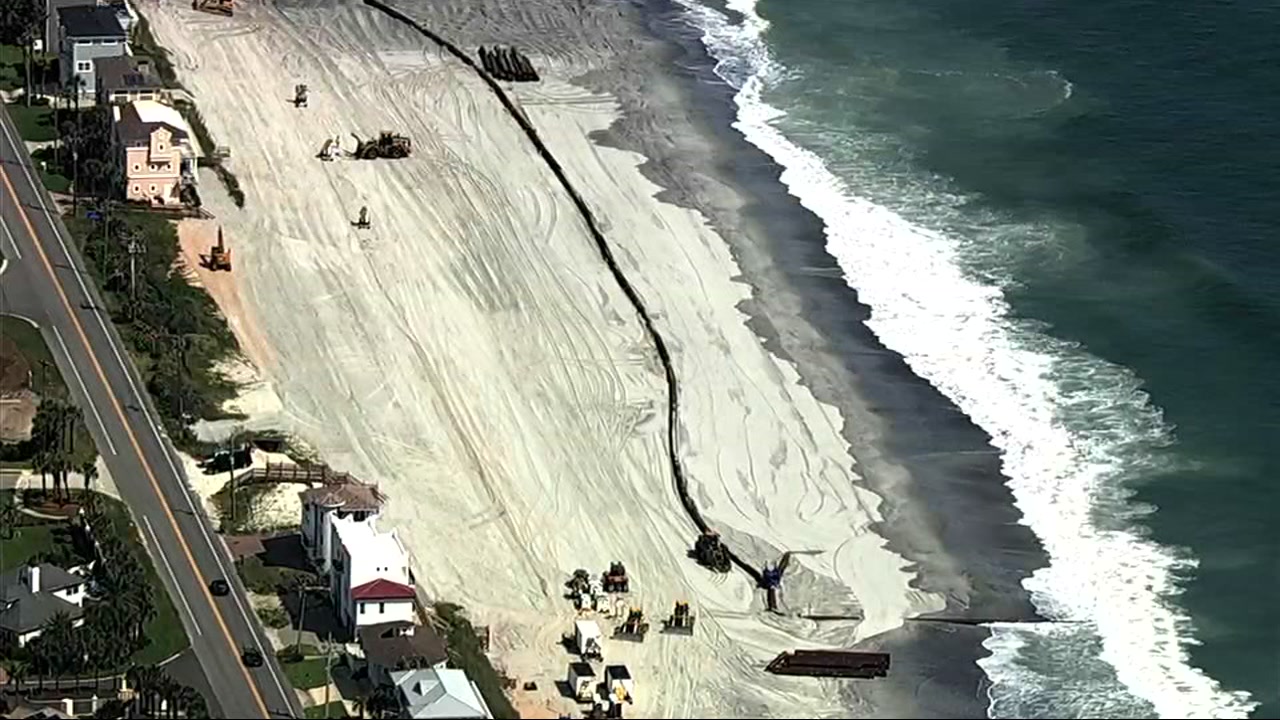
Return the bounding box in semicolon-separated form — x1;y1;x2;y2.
136;0;1047;715
572;0;1051;712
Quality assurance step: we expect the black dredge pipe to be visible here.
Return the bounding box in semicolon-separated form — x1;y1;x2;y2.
363;0;764;587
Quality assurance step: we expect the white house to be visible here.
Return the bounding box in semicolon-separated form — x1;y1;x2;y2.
390;667;493;719
329;515;415;632
299;476;386;576
0;563;87;647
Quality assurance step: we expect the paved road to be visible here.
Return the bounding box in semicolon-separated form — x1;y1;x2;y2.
0;106;301;719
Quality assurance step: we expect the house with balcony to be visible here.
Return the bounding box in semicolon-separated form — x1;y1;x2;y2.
357;620;449;687
299;474;387;575
57;5;127;98
0;562;87;648
112;99;199;205
329;515;415;633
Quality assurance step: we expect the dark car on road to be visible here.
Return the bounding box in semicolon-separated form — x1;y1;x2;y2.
241;647;263;668
210;579;231;596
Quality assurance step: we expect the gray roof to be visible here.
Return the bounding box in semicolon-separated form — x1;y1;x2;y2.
0;592;83;635
94;56;162;94
0;564;86;634
57;6;126;38
391;668;491;719
0;563;85;598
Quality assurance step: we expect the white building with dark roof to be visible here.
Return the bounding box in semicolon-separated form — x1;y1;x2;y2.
0;562;87;647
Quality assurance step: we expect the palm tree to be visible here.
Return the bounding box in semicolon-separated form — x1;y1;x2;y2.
7;658;29;692
80;460;98;495
0;497;17;540
368;685;400;719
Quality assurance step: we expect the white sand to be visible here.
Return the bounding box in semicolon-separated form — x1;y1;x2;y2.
138;0;942;715
181;447;304;531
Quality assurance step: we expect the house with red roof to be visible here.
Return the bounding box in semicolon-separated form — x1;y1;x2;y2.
330;514;416;632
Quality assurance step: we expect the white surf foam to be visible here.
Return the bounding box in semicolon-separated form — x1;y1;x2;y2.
670;0;1258;717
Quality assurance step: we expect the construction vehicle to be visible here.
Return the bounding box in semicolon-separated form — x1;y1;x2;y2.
661;601;695;635
613;608;649;642
691;530;732;573
573;620;603;660
317;136;342;161
352;131;412;160
206;226;232;272
293;84;309;108
192;0;233;17
761;550;822;614
602;561;629;593
353;206;371;230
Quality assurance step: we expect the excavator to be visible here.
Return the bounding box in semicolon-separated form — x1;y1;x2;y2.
204;227;231;272
192;0;233;17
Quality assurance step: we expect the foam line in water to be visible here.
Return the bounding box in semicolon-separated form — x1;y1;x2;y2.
669;0;1258;716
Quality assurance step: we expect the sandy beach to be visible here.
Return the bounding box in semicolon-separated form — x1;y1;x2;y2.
136;0;962;715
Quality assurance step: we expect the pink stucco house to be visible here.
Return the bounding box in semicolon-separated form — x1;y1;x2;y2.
112;100;200;206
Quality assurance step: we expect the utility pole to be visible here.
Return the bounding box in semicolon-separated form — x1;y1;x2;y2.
323;639;336;718
127;233;143;303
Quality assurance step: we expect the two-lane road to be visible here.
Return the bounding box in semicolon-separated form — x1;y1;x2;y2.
0;105;301;719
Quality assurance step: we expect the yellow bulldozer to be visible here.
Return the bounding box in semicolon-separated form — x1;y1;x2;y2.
192;0;233;17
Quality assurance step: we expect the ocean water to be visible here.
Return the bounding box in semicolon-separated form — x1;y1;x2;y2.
671;0;1279;717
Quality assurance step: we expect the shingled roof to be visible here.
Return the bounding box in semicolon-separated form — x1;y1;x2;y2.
57;6;125;38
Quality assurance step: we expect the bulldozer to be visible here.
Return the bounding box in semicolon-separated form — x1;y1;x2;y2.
602;561;629;593
192;0;233;17
690;530;732;573
661;601;695;635
352;132;412;160
205;227;232;272
613;608;650;642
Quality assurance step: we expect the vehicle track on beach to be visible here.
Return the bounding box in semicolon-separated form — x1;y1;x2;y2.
360;0;767;588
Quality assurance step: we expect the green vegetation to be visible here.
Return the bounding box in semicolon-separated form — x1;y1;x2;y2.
128;15;178;88
0;45;21;90
212;481;298;534
236;553;315;594
86;494;188;666
0;522;54;571
433;603;519;719
256;605;290;629
65;210;240;449
38;167;70;193
126;665;209;718
6;100;55;142
0;316;97;468
276;651;329;690
304;702;349;719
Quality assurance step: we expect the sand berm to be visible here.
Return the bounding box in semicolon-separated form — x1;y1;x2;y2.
145;0;943;716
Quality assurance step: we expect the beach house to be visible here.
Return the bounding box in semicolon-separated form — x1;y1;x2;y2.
329;515;415;632
299;475;386;575
357;620;449;687
112;99;199;205
389;667;493;719
0;562;87;647
56;5;127;98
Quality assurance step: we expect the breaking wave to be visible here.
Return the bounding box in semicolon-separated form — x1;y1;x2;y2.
670;0;1258;717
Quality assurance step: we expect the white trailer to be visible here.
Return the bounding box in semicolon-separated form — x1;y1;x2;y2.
575;619;603;660
567;661;597;702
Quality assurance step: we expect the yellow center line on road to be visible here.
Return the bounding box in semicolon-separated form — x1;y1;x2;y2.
0;165;273;718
